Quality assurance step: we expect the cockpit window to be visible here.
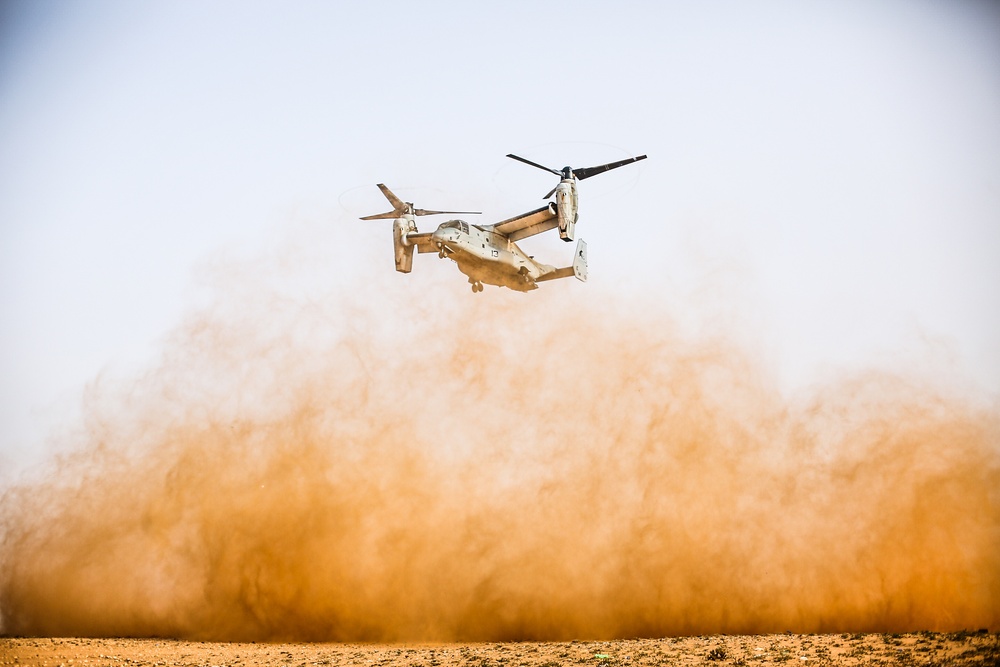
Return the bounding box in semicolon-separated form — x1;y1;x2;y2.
440;220;469;234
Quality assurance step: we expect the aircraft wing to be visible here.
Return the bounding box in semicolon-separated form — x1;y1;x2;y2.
406;232;439;253
489;204;558;241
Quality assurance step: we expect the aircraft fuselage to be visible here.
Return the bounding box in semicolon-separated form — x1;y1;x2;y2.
429;220;553;291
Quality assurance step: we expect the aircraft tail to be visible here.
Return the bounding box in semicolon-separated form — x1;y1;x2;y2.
572;238;588;281
537;239;587;283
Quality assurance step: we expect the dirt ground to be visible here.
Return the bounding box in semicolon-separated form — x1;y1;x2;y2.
1;632;998;667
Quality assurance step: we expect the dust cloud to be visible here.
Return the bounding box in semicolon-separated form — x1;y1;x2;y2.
1;252;998;641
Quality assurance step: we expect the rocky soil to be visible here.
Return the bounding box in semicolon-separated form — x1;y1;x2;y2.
3;631;999;667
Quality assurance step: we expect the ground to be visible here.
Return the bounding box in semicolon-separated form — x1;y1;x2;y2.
1;632;998;667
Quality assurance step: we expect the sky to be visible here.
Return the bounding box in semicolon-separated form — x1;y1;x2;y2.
1;0;999;475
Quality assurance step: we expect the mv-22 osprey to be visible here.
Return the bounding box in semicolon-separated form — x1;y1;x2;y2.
361;153;646;292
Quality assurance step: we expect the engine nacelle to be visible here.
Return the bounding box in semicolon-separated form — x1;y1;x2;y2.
393;217;416;273
554;179;579;242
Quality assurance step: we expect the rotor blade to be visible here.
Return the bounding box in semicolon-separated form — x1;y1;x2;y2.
413;208;482;216
506;153;562;177
573;155;647;181
360;211;402;220
375;183;406;210
542;185;558;200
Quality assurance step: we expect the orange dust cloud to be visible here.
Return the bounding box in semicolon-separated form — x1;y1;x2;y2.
1;258;998;641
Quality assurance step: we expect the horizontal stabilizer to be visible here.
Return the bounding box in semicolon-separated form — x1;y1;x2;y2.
536;266;573;282
536;239;588;283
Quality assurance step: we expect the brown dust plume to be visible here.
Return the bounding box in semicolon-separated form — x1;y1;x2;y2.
1;266;998;641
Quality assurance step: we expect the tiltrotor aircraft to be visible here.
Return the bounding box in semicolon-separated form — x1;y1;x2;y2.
361;153;647;293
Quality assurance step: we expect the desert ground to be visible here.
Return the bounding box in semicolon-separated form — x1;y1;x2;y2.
2;632;998;667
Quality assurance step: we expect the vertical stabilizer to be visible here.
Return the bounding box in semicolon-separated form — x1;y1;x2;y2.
573;239;588;282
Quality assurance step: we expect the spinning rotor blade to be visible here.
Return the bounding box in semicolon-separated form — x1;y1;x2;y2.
360;183;408;220
506;153;562;176
572;155;647;181
360;211;401;220
361;208;479;220
376;183;405;210
359;183;480;220
507;152;647;198
413;208;481;216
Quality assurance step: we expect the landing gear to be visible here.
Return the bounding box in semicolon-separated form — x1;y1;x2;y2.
470;281;483;293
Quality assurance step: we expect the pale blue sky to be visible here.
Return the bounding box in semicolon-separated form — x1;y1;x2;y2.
2;0;999;471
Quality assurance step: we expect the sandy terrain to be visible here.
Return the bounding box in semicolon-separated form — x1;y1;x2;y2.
2;632;997;667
